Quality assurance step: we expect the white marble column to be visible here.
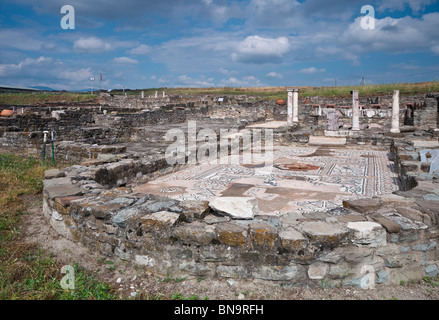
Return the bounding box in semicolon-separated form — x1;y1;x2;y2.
287;88;299;125
287;89;293;125
292;88;299;123
351;90;360;131
390;90;400;133
141;91;144;99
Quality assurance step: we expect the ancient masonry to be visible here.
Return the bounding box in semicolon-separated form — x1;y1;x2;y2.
1;90;439;288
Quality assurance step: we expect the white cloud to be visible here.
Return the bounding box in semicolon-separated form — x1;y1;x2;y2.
266;71;283;79
377;0;435;12
73;37;112;53
175;74;215;87
219;75;263;87
219;68;239;76
129;44;151;55
300;67;326;74
232;35;291;64
431;45;439;55
113;57;139;64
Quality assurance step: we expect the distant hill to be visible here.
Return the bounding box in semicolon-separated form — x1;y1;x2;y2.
29;86;55;91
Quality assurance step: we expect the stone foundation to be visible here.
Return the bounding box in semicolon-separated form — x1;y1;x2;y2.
41;135;439;288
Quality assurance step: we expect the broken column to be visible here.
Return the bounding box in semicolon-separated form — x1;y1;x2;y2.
351;90;360;131
141;91;144;99
390;90;400;133
287;88;299;125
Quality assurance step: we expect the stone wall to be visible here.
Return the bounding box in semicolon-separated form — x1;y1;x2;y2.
41;134;439;288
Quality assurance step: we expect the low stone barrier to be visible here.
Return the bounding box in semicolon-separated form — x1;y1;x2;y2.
42;139;439;288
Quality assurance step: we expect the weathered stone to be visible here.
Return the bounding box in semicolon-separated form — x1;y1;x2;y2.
425;264;439;277
209;197;258;220
249;222;280;249
216;265;248;279
300;221;348;248
140;211;180;232
337;214;367;223
342;198;382;213
179;261;212;276
216;222;248;247
389;266;424;284
371;214;401;233
382;212;428;230
44;169;65;179
173;221;216;245
307;263;328;280
43;178;82;199
112;207;142;228
147;200;182;213
252;265;300;281
134;255;156;267
279;227;308;252
347;221;387;247
376;270;389;284
179;200;210;221
379;194;415;206
384;253;417;268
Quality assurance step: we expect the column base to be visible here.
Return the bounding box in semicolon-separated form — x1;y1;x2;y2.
390;128;400;133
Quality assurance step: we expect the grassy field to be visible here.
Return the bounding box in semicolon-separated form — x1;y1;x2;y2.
1;81;438;106
0;92;97;106
0;153;117;300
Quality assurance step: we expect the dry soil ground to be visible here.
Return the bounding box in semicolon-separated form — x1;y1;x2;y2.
23;198;439;302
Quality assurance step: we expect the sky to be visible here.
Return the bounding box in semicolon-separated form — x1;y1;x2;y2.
0;0;439;91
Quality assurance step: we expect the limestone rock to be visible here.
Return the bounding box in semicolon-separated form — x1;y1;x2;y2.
342;198;382;213
382;212;428;231
44;169;65;179
140;211;180;232
300;221;348;248
209;197;258;220
347;221;387;247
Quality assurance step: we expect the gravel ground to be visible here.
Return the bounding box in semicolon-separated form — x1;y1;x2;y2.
23;199;439;302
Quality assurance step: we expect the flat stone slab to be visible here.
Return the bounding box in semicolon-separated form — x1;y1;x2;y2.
300;221;348;247
382;212;428;230
347;221;387;247
342;198;382;213
308;136;346;145
43;178;82;199
412;140;439;148
140;211;180;231
209;197;258;220
44;169;65;179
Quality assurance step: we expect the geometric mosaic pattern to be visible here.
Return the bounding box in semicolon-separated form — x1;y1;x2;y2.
134;145;400;216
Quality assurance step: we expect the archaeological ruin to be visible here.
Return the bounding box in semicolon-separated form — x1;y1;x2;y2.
1;89;439;289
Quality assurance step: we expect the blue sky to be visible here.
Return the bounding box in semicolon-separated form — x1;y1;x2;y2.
0;0;439;90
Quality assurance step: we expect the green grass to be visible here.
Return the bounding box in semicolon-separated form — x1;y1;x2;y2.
0;153;118;300
2;81;437;106
0;92;97;105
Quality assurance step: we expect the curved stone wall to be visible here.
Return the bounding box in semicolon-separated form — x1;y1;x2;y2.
42;138;439;289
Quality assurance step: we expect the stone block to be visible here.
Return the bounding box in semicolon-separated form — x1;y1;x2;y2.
180;200;210;222
216;222;248;247
252;265;300;281
140;211;180;232
371;214;401;233
300;221;348;248
209;197;258;220
249;222;280;250
382;212;428;231
279;227;308;252
216;265;248;279
342;198;382;213
179;261;212;276
307;263;328;280
43;177;82;199
347;221;387;247
389;266;424;285
173;221;216;245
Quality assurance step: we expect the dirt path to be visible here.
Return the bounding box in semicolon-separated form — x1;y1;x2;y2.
22;197;439;301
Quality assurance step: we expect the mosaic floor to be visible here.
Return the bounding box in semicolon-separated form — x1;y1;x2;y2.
133;145;400;216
